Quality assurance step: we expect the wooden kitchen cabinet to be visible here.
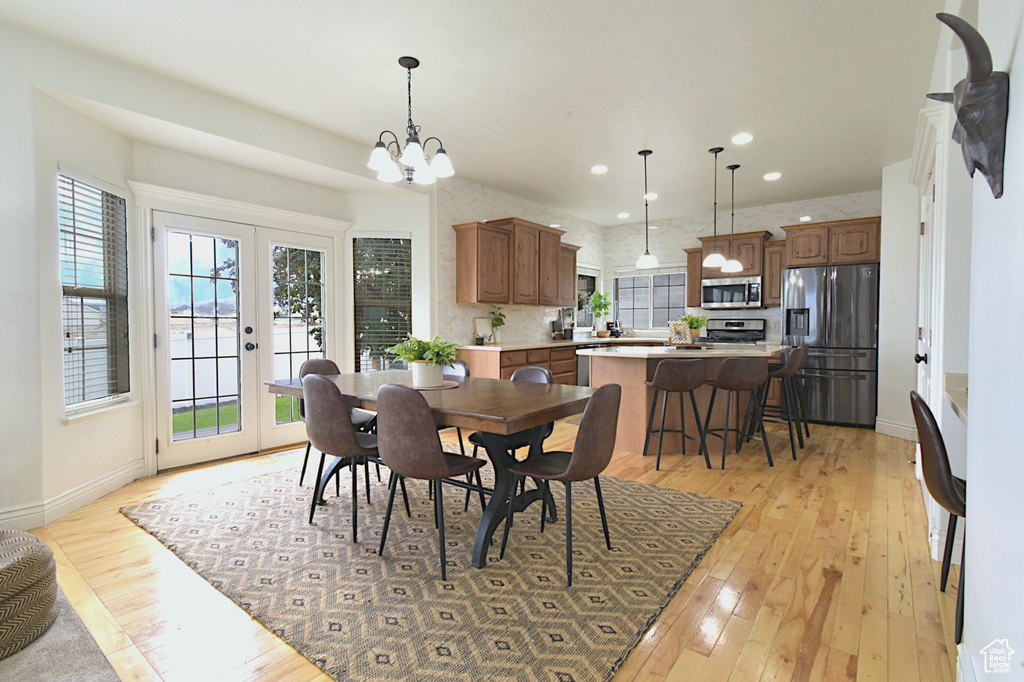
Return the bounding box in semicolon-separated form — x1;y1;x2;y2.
698;231;773;279
453;221;511;304
559;244;580;307
685;248;703;308
782;217;880;267
763;241;787;307
458;345;578;384
455;217;578;307
830;218;880;264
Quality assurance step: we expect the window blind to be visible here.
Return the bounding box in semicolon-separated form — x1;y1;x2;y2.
58;174;130;405
353;237;411;371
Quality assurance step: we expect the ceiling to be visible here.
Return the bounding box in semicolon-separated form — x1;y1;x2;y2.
0;0;946;226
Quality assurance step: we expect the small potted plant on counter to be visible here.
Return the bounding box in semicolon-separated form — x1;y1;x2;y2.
488;305;506;344
387;335;459;388
589;291;613;337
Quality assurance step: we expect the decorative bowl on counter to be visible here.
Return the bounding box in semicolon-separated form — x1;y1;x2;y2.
595;330;611;338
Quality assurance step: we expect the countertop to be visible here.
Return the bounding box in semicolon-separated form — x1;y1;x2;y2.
458;337;669;352
577;344;791;359
944;373;968;424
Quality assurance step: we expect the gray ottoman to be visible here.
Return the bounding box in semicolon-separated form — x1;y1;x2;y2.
0;530;58;660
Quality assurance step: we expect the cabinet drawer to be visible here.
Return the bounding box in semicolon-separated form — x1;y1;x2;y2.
527;349;550;364
550;347;576;362
500;366;518;380
500;351;528;367
553;372;576;385
550;359;576;376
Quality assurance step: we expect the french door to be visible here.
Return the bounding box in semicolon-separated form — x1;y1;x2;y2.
153;211;334;470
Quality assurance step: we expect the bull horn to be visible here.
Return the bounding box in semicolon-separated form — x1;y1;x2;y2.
926;92;955;103
937;13;993;82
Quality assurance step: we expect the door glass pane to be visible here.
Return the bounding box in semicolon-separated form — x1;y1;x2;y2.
272;245;325;424
169;231;243;441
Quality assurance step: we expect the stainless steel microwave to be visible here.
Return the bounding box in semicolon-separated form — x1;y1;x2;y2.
701;276;762;309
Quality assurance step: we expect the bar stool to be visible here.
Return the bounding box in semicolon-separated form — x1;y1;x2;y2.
642;359;711;470
703;357;773;469
744;344;809;461
910;391;967;643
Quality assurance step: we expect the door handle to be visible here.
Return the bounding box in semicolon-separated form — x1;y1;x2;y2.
245;342;257;351
914;353;928;364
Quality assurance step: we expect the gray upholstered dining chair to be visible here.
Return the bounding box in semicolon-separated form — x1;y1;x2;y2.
301;374;379;541
375;383;486;580
298;359;376;486
499;382;621;586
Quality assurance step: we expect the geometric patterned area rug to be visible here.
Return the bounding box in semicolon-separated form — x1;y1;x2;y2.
122;460;740;682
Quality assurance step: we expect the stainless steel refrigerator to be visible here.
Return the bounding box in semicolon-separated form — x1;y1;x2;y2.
783;263;879;427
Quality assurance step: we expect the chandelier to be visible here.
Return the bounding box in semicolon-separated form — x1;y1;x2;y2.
635;150;659;269
367;56;453;185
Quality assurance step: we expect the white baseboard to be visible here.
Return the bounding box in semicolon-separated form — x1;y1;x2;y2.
0;459;146;531
875;418;917;441
957;643;979;682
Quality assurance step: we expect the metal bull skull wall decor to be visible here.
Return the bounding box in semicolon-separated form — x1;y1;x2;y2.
926;13;1009;199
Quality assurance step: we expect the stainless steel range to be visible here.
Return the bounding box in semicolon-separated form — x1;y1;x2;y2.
705;318;767;344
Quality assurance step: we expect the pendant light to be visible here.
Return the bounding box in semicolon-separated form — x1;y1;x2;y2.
721;164;744;273
635;149;659;269
702;147;726;268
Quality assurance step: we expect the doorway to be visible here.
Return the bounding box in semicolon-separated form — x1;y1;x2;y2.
152;211;334;469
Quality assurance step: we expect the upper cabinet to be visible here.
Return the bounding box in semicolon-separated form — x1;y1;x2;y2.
763;241;787;307
559;244;580;308
782;217;880;267
454;218;577;307
685;247;703;308
698;231;773;279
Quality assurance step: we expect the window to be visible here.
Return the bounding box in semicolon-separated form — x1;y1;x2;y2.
271;245;325;425
612;269;687;330
58;174;129;406
353;237;411;371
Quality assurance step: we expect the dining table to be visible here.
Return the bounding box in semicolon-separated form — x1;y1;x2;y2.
265;370;598;567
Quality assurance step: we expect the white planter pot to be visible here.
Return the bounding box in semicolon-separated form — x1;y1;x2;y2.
410;361;443;388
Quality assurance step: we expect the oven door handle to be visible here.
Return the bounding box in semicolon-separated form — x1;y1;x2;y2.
808;351;870;359
799;371;870;381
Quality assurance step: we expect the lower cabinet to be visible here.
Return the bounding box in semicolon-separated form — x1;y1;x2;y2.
459;346;578;384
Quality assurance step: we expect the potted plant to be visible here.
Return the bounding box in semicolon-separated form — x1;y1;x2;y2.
589;291;613;337
387;335;459;388
488;305;506;344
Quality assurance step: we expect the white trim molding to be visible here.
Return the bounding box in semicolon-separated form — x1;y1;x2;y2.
910;105;945;190
875;418;918;441
127;181;353;234
0;459;146;530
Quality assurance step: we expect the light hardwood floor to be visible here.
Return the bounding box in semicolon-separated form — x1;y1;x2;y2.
31;419;959;682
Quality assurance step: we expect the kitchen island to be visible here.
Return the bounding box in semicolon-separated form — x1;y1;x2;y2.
577;344;790;459
457;337;667;384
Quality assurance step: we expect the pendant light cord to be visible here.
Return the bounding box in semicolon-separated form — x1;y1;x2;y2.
644;154;650;253
728;164;740;258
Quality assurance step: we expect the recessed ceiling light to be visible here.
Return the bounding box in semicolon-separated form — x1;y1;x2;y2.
763;172;782;181
644;192;657;200
591;165;608;174
732;132;754;145
649;225;658;229
617;212;630;219
799;216;811;222
549;223;561;228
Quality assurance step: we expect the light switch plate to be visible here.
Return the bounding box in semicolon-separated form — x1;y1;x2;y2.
453;321;469;335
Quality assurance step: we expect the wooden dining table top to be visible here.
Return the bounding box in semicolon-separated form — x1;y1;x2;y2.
265;370;598;436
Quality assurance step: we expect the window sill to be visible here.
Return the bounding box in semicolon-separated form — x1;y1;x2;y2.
61;397;138;425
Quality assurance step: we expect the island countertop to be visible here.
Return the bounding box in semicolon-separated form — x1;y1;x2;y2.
577;344;791;359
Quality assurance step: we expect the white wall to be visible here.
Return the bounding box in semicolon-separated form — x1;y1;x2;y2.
961;1;1024;678
877;160;922;439
0;23;429;528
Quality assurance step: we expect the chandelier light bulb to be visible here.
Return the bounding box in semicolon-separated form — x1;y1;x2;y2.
430;149;454;177
376;161;403;183
400;137;427;170
368;142;391;171
412;165;436;185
